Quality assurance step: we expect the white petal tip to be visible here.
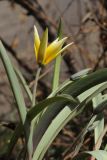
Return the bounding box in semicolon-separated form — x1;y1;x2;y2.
34;25;38;32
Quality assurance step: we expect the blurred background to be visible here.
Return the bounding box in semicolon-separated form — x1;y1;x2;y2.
0;0;107;159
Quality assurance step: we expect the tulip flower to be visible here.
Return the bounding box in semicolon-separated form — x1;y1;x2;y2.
34;25;73;66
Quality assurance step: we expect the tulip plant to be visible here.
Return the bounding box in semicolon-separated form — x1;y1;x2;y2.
0;22;107;160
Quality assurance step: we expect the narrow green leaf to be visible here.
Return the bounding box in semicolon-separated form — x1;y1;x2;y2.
0;41;27;124
73;150;107;160
92;94;105;144
49;79;73;97
78;82;107;102
70;68;92;80
14;67;32;103
63;68;107;96
0;41;31;158
28;94;78;121
86;150;107;160
57;18;62;38
93;97;107;114
52;19;62;91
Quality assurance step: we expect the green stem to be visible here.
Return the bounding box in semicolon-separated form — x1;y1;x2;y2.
32;67;41;107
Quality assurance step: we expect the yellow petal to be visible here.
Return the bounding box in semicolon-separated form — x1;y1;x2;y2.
57;42;74;55
38;28;48;64
44;42;74;65
34;25;40;60
34;43;38;61
44;37;67;63
46;38;59;52
47;38;59;48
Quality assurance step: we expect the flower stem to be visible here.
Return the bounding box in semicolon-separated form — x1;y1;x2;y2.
32;67;41;107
